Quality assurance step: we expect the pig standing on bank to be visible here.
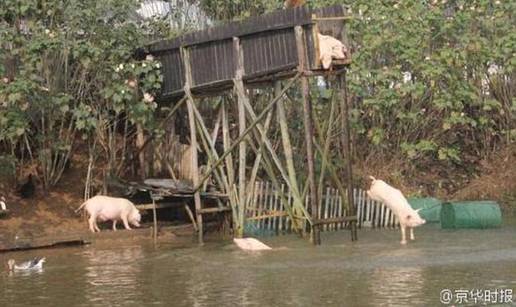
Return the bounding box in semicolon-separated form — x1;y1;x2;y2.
75;195;141;233
366;176;425;244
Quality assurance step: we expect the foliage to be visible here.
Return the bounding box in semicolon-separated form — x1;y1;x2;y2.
0;0;514;191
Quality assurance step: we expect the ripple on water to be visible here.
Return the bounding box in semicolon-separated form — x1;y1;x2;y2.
2;221;516;306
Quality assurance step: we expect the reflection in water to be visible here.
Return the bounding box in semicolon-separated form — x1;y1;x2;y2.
370;266;424;306
2;221;516;306
83;246;144;306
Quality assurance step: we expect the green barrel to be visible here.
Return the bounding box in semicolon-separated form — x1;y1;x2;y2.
440;201;502;229
408;197;442;223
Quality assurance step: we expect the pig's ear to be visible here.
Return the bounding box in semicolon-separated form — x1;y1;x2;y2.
415;208;422;213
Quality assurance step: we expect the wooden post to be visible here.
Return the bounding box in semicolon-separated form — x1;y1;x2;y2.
151;195;158;244
181;46;204;245
338;71;357;241
233;37;247;238
295;26;320;245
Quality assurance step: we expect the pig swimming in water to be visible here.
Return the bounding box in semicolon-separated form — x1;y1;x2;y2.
75;195;141;233
366;176;426;244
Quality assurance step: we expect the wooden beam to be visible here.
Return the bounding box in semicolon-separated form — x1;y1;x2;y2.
181;46;204;245
295;25;320;245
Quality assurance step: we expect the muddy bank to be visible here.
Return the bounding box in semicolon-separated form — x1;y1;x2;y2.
0;222;227;253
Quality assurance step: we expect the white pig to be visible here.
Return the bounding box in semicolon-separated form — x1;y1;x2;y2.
318;33;348;69
75;195;141;233
233;238;272;251
366;176;425;244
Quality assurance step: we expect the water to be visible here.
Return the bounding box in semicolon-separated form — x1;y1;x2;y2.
2;221;516;306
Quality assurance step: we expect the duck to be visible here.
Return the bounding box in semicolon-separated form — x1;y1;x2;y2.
7;257;46;271
18;173;35;198
0;196;6;211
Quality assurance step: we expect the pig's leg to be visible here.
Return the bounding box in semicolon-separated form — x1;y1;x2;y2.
122;215;132;230
88;215;97;233
112;220;117;231
410;227;415;240
88;214;98;232
94;220;101;232
400;225;407;245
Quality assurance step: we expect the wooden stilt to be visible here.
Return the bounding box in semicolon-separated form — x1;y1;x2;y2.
233;37;247;237
295;26;320;245
181;47;204;245
338;71;357;241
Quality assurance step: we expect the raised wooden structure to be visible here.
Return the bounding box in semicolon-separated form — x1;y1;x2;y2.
138;5;357;245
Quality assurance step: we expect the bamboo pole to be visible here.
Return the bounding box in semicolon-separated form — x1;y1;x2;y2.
317;89;337;209
190;102;230;192
295;26;320;245
243;102;312;227
245;132;299;228
193;73;301;193
275;81;303;230
181;46;204;245
246;100;274;209
184;204;198;232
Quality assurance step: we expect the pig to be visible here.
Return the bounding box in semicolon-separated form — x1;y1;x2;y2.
366;176;425;244
318;33;349;69
75;195;141;233
233;238;272;251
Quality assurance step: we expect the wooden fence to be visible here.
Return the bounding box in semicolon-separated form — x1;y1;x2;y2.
245;181;398;235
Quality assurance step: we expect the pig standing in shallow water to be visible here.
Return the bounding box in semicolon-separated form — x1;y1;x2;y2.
75;196;141;233
366;176;425;244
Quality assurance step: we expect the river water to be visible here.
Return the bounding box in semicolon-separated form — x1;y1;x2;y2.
2;220;516;306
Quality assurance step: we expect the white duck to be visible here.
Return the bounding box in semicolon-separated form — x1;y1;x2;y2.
7;257;46;271
0;196;6;211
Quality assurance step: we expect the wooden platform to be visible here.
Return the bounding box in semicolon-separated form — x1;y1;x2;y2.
138;5;350;101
